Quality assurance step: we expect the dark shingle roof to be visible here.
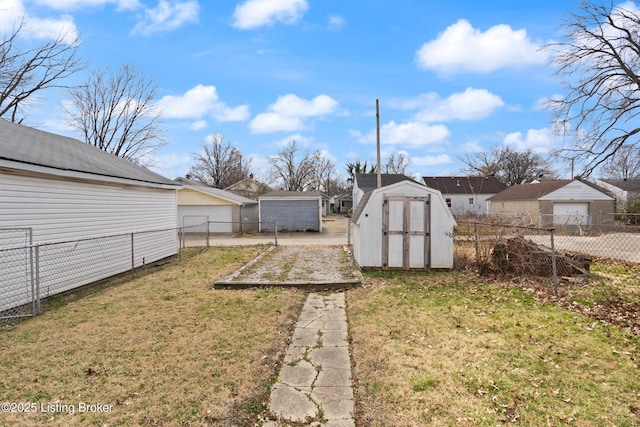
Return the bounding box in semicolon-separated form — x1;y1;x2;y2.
0;119;176;186
423;176;506;194
487;180;572;202
354;173;414;193
599;178;640;192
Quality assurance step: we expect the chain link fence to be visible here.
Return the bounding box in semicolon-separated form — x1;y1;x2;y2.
180;220;279;247
455;217;640;294
1;227;182;321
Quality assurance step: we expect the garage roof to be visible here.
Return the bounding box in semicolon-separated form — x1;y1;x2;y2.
0;119;176;187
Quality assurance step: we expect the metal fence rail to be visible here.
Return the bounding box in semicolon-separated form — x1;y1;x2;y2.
1;227;182;321
455;218;640;295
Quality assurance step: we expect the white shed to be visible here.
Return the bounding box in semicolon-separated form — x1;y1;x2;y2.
351;180;456;269
0;119;179;311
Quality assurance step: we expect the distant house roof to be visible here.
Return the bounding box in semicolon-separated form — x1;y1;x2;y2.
225;176;271;191
175;177;257;205
598;178;640;192
423;176;507;195
260;191;323;199
0;119;176;187
354;173;415;193
487;180;574;202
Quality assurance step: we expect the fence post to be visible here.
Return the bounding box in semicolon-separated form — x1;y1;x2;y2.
473;221;480;265
274;220;278;246
347;219;351;246
34;245;41;314
550;228;558;296
206;222;210;248
131;233;135;278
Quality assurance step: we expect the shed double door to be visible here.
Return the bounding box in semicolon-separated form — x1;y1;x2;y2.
382;196;431;269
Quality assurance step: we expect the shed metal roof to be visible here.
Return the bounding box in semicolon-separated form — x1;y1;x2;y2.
0;119;176;186
260;191;323;199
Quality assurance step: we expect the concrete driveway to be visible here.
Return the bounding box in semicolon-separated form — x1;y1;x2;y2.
204;214;351;247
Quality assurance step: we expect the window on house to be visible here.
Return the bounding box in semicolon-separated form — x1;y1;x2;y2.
446;197;452;207
469;197;474;205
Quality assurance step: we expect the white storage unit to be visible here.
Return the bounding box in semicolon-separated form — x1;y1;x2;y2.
352;180;456;269
0;119;179;311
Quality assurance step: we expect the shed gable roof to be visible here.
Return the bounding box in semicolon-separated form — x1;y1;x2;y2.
0;119;176;186
422;176;506;194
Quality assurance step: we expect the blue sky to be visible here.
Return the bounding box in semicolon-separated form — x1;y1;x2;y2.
1;0;616;182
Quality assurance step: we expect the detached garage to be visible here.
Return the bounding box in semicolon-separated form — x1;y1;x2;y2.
259;191;323;232
175;177;259;233
351;180;456;269
487;179;614;227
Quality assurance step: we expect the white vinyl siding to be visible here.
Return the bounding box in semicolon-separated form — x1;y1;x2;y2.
0;170;178;310
540;181;612;201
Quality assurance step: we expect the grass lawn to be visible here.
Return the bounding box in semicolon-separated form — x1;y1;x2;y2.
347;270;640;426
0;246;306;426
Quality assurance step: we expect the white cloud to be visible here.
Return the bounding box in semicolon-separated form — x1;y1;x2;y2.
188;120;207;130
415;19;547;74
145;152;192;179
274;133;314;147
154;84;250;122
250;94;339;134
410;88;504;122
503;127;558;153
132;0;199;36
410;154;452;166
356;120;451;148
459;140;484;153
0;0;79;43
232;0;308;29
328;15;344;30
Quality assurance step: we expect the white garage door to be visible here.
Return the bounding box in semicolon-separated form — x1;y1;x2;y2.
553;202;589;225
178;205;233;232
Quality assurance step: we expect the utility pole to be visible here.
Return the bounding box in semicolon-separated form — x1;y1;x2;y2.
376;99;381;188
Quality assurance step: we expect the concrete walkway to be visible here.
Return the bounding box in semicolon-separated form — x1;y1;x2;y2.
264;292;354;427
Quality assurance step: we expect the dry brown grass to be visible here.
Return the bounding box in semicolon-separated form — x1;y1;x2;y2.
347;270;640;426
0;246;306;426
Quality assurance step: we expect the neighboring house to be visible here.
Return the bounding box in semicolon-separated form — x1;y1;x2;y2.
594;178;640;211
487;179;614;226
0;119;179;311
333;193;353;214
422;176;507;215
352;173;414;211
225;174;272;200
259;191;323;232
174;177;258;233
351;180;456;269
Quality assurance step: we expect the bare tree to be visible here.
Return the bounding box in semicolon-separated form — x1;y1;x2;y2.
460;145;553;186
66;64;164;164
269;141;328;191
188;134;250;188
600;144;640;179
547;1;640;176
0;19;83;122
384;152;411;174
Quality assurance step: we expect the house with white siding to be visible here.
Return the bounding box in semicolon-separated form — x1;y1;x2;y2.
594;178;640;211
487;179;614;227
422;176;507;216
0;119;179;312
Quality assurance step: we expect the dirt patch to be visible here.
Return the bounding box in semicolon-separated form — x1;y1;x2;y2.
215;245;362;288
